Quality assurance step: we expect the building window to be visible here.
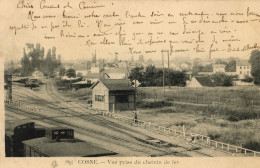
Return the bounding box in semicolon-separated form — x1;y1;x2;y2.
240;71;242;74
240;67;242;69
95;95;105;102
244;67;246;69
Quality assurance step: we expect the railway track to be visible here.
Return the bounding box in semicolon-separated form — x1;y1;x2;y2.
6;105;191;156
8;80;215;157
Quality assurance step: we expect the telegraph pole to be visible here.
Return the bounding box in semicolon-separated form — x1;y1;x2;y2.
161;51;165;93
168;50;170;89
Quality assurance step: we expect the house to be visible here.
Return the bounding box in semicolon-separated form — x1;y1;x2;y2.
213;64;226;73
236;59;251;78
90;79;135;111
103;68;130;79
186;76;215;87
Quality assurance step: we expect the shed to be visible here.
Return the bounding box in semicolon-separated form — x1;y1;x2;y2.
90;79;135;111
186;76;215;87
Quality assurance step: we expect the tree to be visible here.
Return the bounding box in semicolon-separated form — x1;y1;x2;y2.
128;66;144;85
210;73;233;86
21;48;33;76
77;72;83;78
66;68;76;78
249;50;260;84
168;70;188;86
59;66;66;77
225;59;236;72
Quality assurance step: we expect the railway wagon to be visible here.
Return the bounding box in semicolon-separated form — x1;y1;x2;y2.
23;127;117;157
5;120;45;157
24;78;40;87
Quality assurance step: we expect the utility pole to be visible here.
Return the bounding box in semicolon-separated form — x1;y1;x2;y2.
134;80;136;111
168;50;170;89
161;51;165;93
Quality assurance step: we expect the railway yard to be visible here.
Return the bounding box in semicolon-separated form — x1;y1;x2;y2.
5;79;241;157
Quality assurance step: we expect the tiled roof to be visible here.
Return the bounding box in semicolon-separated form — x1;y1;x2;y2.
91;79;134;91
195;76;215;87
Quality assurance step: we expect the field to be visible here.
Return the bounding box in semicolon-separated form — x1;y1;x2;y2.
56;81;260;151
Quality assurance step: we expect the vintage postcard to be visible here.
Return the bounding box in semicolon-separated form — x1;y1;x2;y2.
0;0;260;167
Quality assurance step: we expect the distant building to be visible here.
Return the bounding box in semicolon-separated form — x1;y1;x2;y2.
236;60;251;78
90;79;135;111
32;70;44;78
213;64;226;73
104;68;130;79
186;76;215;87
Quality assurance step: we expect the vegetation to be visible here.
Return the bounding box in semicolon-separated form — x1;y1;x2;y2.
129;65;188;87
249;50;260;84
66;68;76;78
210;72;234;86
21;43;62;76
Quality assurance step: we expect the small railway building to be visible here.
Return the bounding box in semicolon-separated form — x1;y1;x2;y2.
90;79;135;111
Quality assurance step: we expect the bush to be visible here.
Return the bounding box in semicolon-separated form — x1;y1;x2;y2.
243;140;260;151
207;131;221;140
227;111;258;121
137;101;172;108
241;75;254;83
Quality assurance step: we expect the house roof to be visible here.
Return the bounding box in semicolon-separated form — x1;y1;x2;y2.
23;137;116;157
237;60;250;66
194;76;215;87
90;79;134;91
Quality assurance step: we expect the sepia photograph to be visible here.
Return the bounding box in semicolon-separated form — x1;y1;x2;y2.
1;0;260;167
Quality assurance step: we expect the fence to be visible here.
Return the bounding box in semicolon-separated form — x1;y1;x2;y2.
136;88;260;107
4;99;40;111
93;109;260;157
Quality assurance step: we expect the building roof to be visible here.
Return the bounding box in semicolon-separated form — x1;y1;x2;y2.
237;60;250;66
23;137;116;157
194;76;215;87
90;79;134;91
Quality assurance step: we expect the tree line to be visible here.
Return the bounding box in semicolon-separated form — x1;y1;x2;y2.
128;65;188;87
21;43;62;76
